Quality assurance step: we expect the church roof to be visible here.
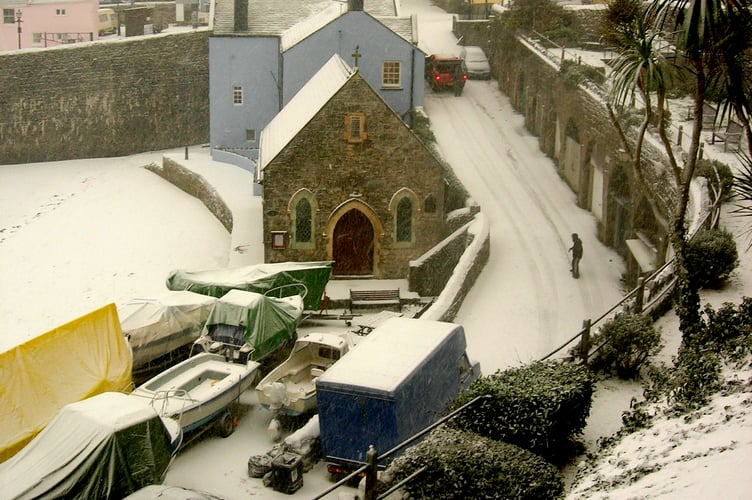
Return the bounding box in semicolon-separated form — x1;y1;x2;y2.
258;55;355;175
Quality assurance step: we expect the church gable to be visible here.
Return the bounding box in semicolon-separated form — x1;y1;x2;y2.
261;72;446;279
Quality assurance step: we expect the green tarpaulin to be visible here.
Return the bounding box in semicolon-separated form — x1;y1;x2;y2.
166;261;332;311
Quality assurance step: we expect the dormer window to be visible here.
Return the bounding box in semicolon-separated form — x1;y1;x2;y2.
344;112;366;143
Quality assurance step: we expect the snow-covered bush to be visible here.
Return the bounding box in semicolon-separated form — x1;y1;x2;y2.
685;228;739;289
694;158;735;201
449;361;594;464
588;313;663;379
382;426;563;500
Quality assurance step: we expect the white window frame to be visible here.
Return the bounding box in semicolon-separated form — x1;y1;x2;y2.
3;9;15;24
382;61;401;89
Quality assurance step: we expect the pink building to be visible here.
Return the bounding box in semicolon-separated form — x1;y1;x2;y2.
1;0;100;51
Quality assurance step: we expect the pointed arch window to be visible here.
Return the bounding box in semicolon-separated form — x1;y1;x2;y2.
395;197;413;243
291;191;316;250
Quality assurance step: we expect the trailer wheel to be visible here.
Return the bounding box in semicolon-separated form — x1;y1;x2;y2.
217;411;236;438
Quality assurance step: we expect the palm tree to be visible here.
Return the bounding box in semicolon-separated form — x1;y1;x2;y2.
645;0;749;341
606;10;677;234
733;153;752;249
713;6;752;158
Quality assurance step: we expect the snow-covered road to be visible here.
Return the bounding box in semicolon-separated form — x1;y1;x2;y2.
405;0;626;372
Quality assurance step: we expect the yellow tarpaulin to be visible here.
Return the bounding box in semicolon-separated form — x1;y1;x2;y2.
0;303;132;463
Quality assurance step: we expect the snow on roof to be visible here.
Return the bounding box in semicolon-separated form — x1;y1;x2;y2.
317;317;460;393
280;2;345;52
259;55;354;173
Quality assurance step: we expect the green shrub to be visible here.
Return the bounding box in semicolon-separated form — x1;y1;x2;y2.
450;361;594;464
410;108;436;145
634;299;752;415
685;229;739;289
588;313;663;379
694;158;735;201
697;298;752;361
383;427;563;500
560;59;585;89
544;26;580;47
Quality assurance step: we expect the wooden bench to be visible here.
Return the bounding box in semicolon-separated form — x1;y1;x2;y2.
349;289;402;313
712;120;743;152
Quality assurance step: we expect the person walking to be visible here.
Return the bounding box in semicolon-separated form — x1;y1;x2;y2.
569;233;583;278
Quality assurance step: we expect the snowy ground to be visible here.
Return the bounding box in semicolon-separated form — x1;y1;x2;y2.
1;0;751;498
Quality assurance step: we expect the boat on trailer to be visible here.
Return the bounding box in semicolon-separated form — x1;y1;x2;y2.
255;331;356;417
130;352;260;437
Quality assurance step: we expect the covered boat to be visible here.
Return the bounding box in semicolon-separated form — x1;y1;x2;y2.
119;291;217;384
130;352;260;436
192;289;304;364
0;303;132;462
0;392;182;500
165;261;332;311
256;331;356;417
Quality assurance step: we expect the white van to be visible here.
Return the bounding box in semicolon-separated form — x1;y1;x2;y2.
98;8;118;36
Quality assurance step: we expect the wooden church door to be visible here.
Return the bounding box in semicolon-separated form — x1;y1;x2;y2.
332;209;374;276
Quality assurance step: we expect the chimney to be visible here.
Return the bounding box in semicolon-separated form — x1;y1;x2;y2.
348;0;364;12
234;0;248;32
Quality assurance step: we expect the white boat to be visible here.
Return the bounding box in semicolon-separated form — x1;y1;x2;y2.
255;332;355;417
130;352;260;436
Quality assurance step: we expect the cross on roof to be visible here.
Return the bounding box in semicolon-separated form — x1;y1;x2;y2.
352;46;361;68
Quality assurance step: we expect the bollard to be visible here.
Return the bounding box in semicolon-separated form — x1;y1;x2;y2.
677;125;683;146
184;146;189;160
364;445;378;500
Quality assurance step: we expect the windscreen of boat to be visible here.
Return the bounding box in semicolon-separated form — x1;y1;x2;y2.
208;323;246;347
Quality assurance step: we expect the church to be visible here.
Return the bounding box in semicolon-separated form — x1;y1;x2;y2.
258;55;449;279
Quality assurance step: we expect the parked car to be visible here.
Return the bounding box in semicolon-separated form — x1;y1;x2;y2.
459;46;491;79
425;54;467;94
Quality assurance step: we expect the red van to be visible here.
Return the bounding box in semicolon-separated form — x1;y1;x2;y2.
425;54;467;95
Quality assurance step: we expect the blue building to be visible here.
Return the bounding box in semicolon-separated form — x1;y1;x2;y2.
209;0;425;171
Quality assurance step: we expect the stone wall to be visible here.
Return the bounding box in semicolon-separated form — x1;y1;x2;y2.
409;210;481;297
418;213;490;323
146;156;233;233
0;30;209;164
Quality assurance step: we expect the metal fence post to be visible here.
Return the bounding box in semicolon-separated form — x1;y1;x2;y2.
579;319;591;365
364;445;378;500
677;125;683;146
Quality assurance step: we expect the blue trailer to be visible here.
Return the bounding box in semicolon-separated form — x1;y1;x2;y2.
315;317;481;475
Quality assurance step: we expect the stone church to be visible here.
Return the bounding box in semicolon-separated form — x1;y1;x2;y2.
259;55;448;279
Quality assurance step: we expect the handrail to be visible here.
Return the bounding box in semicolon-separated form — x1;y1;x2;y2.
312;395;490;499
539;191;722;363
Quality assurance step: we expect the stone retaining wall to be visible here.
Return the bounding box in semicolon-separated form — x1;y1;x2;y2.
0;30;209;164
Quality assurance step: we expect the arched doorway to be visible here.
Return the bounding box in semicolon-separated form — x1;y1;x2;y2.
332;209;374;276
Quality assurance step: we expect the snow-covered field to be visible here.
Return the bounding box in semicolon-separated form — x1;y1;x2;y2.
1;0;751;498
